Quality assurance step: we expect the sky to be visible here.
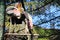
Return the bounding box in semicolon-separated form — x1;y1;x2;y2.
32;3;60;29
26;0;30;2
25;0;60;29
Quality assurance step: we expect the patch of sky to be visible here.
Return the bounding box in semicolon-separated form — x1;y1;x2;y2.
40;22;50;29
31;2;60;29
55;22;60;26
45;16;50;20
56;18;60;22
39;15;45;19
50;5;57;12
45;4;60;17
54;11;60;17
25;6;28;10
45;10;50;14
44;4;60;20
26;0;30;2
55;26;60;29
32;15;40;25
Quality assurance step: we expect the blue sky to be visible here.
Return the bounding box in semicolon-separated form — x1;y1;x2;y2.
25;0;60;29
26;0;30;2
32;3;60;29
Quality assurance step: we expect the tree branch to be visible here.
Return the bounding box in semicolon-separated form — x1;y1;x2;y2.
33;9;60;26
37;15;60;25
29;0;54;12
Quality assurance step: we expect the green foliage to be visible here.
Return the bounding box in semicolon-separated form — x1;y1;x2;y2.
34;26;53;37
34;26;60;37
44;0;53;4
55;0;60;5
0;2;4;40
24;1;44;11
0;2;4;25
24;0;53;15
38;37;49;40
0;2;3;5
